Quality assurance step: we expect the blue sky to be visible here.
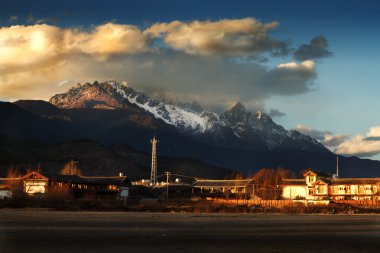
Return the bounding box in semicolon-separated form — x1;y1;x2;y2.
1;0;380;159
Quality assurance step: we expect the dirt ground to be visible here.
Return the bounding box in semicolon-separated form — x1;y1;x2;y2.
1;209;380;253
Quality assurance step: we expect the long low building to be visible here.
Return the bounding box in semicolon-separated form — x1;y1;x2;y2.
193;178;255;198
282;170;380;201
1;171;131;199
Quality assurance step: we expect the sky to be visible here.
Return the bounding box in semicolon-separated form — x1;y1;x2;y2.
1;0;380;159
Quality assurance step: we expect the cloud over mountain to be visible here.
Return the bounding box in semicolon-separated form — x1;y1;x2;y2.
0;19;324;109
268;109;286;118
295;124;380;158
294;125;349;148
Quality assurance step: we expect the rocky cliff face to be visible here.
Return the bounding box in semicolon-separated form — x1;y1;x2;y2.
49;81;128;109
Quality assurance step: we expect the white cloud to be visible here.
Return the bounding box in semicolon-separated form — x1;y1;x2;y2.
0;23;150;73
0;23;151;98
277;60;315;70
66;23;150;58
262;60;317;96
367;126;380;137
295;124;331;140
0;19;319;107
294;125;349;148
145;18;288;56
322;134;350;147
335;126;380;157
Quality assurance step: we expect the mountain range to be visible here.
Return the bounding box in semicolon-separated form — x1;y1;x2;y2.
1;80;379;178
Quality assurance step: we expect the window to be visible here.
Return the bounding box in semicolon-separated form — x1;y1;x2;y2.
317;185;325;194
107;185;117;191
308;176;315;184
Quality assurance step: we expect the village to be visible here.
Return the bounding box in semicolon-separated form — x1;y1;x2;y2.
1;135;379;212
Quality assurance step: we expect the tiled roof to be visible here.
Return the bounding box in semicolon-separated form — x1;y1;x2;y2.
313;179;331;185
331;178;380;185
45;174;131;186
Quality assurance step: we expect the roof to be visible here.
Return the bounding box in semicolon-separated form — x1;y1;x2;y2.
313;179;331;185
46;174;84;183
282;179;306;186
0;178;19;183
0;177;20;186
46;174;131;186
193;179;253;188
21;171;48;181
80;176;130;185
331;178;380;185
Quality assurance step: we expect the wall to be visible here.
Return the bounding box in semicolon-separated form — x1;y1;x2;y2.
282;185;307;199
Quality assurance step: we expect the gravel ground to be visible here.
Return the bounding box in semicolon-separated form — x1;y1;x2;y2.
1;209;380;253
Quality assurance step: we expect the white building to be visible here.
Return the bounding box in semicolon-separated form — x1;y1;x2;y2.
282;169;380;201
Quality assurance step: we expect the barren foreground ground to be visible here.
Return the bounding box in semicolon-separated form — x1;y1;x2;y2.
1;210;380;253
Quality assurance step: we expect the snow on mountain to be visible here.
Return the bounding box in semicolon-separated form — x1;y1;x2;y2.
50;80;221;133
107;80;219;133
49;80;324;150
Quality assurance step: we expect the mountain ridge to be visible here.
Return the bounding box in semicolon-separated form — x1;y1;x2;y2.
0;134;231;179
49;80;326;153
1;81;379;177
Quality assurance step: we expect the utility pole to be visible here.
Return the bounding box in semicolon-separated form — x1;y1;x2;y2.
165;171;170;199
336;155;339;178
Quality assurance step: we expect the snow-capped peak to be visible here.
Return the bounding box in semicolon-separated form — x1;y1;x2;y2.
104;80;218;133
49;80;325;151
256;111;262;120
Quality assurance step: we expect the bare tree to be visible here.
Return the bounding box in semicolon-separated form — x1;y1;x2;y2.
6;167;23;198
254;168;291;200
60;160;81;175
225;170;245;180
6;167;20;179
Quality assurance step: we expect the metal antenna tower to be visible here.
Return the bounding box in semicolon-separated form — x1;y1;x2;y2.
150;135;158;186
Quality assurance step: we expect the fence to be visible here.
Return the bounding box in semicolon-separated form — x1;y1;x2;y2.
209;198;295;207
208;198;380;207
333;199;380;206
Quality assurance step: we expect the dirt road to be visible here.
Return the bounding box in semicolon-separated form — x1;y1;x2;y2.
1;210;379;253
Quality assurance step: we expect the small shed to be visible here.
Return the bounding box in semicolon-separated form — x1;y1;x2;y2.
21;171;48;195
